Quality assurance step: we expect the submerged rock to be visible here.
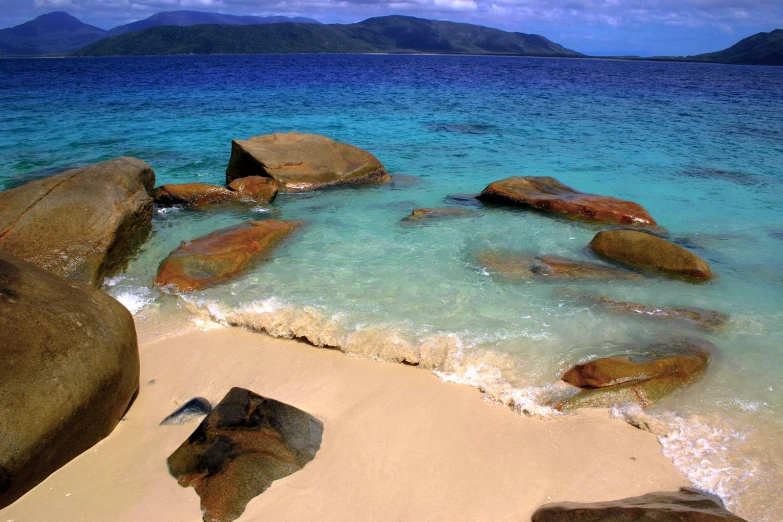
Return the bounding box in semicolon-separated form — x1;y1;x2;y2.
476;251;639;282
227;175;280;203
167;387;323;522
561;338;712;389
0;157;154;286
225;132;389;191
561;290;729;332
532;487;748;522
160;397;212;426
402;207;473;223
475;250;536;281
590;229;712;281
553;338;713;411
477;176;657;226
155;220;300;292
0;253;139;509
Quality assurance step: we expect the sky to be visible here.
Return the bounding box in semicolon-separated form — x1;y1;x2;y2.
0;0;782;56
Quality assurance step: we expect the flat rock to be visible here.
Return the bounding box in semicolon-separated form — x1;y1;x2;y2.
590;229;712;281
475;250;536;281
562;337;713;389
225;132;389;191
160;397;212;426
154;220;300;292
402;207;473;223
227;176;280;203
167;387;323;522
0;253;139;509
532;487;747;521
152;183;238;207
477;176;657;226
562;291;729;331
0;157;154;286
476;251;639;281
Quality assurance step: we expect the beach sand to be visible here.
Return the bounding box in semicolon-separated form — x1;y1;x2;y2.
1;324;690;521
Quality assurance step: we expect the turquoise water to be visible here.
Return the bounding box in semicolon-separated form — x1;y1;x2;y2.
2;55;782;520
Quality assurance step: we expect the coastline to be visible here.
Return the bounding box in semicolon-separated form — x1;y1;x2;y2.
1;323;689;521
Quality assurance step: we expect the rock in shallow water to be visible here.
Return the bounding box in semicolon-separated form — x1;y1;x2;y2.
477;176;657;226
475;250;639;282
167;387;323;522
401;207;474;223
0;157;154;286
225;132;389;191
532;487;747;521
0;252;139;509
589;229;712;281
154;219;301;292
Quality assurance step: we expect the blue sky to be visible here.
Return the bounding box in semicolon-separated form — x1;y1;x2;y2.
1;0;781;56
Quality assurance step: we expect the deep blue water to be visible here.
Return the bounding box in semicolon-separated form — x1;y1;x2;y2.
2;55;782;520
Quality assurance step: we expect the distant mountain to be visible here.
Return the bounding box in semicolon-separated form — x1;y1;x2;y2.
106;10;320;37
74;15;582;57
0;12;105;55
687;29;783;66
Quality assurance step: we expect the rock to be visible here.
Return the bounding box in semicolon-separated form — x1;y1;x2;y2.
155;220;301;292
532;255;641;280
160;397;212;426
476;251;639;281
152;183;238;207
227;176;280;203
0;157;154;286
402;207;473;223
225;132;389;191
589;229;712;281
561;338;712;389
477;176;657;226
532;487;748;522
444;193;483;208
553;374;691;411
0;252;139;509
167;387;323;522
561;290;729;332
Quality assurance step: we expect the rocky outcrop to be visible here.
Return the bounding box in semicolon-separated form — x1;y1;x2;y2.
154;220;300;291
532;487;747;521
590;229;713;281
0;252;139;509
225;132;389;191
561;290;729;332
153;176;280;208
0;157;154;286
167;387;323;522
552;338;712;411
475;251;639;281
402;207;473;223
227;176;280;203
477;177;657;226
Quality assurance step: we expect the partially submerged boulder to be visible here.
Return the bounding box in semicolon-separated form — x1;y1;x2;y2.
227;176;280;203
155;220;300;292
154;176;280;208
225;132;389;191
0;157;154;286
476;251;639;282
167;387;323;522
590;229;712;281
477;176;657;226
0;253;139;509
532;487;747;522
402;207;473;223
553;338;713;411
562;290;729;332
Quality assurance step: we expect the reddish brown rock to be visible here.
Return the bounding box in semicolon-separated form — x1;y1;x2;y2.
227;175;280;203
167;387;322;522
152;183;238;207
0;157;154;286
590;229;712;281
562;338;713;389
475;250;536;281
477;176;657;226
154;220;300;292
225;132;389;191
532;487;747;522
533;255;641;280
402;207;473;223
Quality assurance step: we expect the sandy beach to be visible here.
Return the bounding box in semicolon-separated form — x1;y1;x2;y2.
1;323;690;521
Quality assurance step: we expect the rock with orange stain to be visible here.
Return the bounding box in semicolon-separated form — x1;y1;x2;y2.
167;387;323;522
477;176;657;226
227;175;280;203
225;132;389;191
152;183;238;207
154;220;300;291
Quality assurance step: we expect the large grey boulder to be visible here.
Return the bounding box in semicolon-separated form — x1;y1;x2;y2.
0;157;155;286
0;252;140;509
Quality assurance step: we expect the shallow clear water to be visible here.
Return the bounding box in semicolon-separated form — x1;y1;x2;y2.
2;55;782;520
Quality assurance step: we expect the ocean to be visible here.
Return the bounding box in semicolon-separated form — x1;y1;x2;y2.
1;54;782;520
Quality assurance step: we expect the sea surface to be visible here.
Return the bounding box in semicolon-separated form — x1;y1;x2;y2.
1;55;782;520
